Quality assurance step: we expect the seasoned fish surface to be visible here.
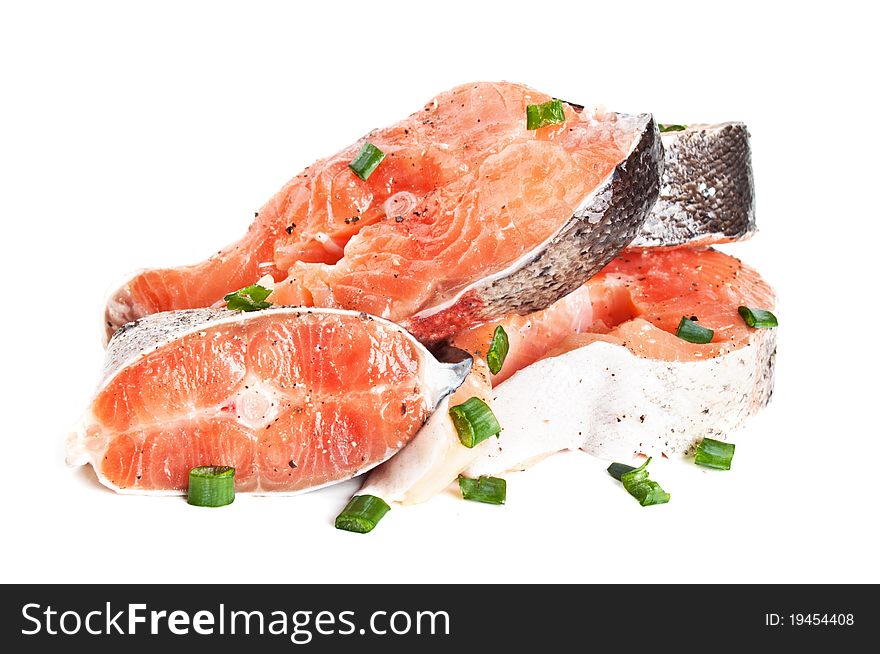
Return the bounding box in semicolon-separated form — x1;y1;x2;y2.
69;307;470;494
104;81;662;344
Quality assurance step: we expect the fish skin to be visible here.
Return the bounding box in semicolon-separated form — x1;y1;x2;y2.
68;306;472;495
402;114;663;344
634;122;755;247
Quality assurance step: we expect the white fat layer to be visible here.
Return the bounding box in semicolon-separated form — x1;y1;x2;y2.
359;396;459;504
359;391;493;506
465;332;774;476
362;305;777;507
358;330;772;507
359;302;776;504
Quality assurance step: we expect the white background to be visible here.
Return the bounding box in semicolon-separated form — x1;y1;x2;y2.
1;1;878;584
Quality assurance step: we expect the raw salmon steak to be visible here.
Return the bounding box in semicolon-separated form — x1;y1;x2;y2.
105;81;662;344
361;248;777;504
465;247;777;472
68;308;470;494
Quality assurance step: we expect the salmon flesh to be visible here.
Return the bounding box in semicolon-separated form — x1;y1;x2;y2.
104;81;662;344
68;308;471;494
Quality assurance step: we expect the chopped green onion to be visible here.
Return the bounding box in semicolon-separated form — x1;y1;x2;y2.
224;284;272;312
335;495;390;533
187;466;235;507
658;124;687;132
607;462;637;481
619;458;670;506
675;316;714;344
738;306;778;329
449;397;501;448
526;98;566;130
458;475;506;505
348;142;385;181
486;325;509;375
694;437;736;470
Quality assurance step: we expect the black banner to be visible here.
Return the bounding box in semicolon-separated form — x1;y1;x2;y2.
1;584;872;650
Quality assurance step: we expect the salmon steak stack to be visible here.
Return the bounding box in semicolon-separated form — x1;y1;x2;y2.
69;82;776;523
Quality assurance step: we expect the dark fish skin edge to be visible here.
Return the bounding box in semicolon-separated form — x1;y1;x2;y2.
634;122;755;247
481;115;662;315
405;115;663;345
567;101;754;248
